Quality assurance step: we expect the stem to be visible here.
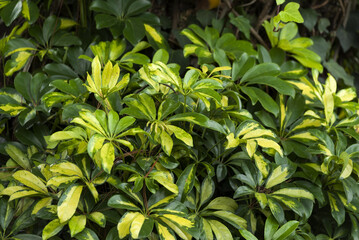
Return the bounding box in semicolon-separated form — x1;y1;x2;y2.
143;183;148;215
144;156;159;179
183;95;187;113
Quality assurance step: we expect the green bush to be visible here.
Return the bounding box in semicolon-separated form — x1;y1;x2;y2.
1;0;359;239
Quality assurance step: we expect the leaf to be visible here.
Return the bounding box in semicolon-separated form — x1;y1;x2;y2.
168;112;226;134
166;125;193;147
205;197;238;212
210;211;247;229
276;0;285;4
5;51;32;76
208;219;233;240
117;212;141;239
5;144;31;169
130;214;154;239
265;165;293;189
256;138;283;157
144;24;168;50
240;63;281;83
124;18;145;46
150;171;178;194
239;229;258;240
241;86;279;116
13;170;48;194
200;177;215;208
271;188;314;201
74;228;100;240
245;76;295;97
153;49;169;64
42;219;66;240
57;184;83;223
89;212;106;228
158;98;180;120
265;215;279;240
0;0;22;26
229;13;250;39
32;197;52;215
268;198;285;224
69;215;86;237
279;2;304;23
101;142;115;174
328;192;345;225
108;194;141;211
176;164;196;201
50;162;84;178
272;220;299;240
0;197;14;230
156;222;176;240
160;130;173;156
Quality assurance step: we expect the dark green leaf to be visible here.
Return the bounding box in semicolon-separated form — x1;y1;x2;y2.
0;0;22;26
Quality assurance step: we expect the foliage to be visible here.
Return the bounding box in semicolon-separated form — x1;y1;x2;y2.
0;0;359;239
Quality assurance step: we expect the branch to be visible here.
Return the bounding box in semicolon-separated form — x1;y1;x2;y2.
224;0;270;50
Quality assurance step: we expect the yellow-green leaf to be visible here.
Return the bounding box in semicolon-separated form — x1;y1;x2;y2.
42;219;66;240
289;132;318;141
0;186;29;196
9;189;41;201
205;197;238;212
5;144;31;169
130;214;146;239
202;218;214;240
208;219;233;240
242;129;276;139
32;197;52;215
150;171;178;194
161;214;194;229
57;184;83;223
13;170;48;194
69;215;86;237
265;165;291;189
253;153;269;178
256;138;283;156
200;177;214;208
255;192;268;209
91;56;102;94
166;125;193;147
101;142;115;174
272;188;314;201
50;162;84;178
117;212;141;239
211;211;247;230
89;212;106;228
246;139;257;158
47;175;80;188
159;217;192;240
160;130;173;156
226;133;240;149
157;222;176;240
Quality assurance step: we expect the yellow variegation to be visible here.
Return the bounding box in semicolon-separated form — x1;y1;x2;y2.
117;212;141;239
265;165;290;189
32;197;52;215
272;188;314;201
69;215;86;237
57;184;83;223
157;222;176;240
13;170;48;194
208;219;233;240
50;162;84;178
130;214;146;239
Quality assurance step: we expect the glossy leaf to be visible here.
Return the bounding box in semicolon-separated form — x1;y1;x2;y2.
57;184;83;223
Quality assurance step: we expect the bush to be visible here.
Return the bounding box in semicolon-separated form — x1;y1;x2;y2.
1;0;359;239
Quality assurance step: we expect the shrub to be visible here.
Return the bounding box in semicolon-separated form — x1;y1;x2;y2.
0;0;359;239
